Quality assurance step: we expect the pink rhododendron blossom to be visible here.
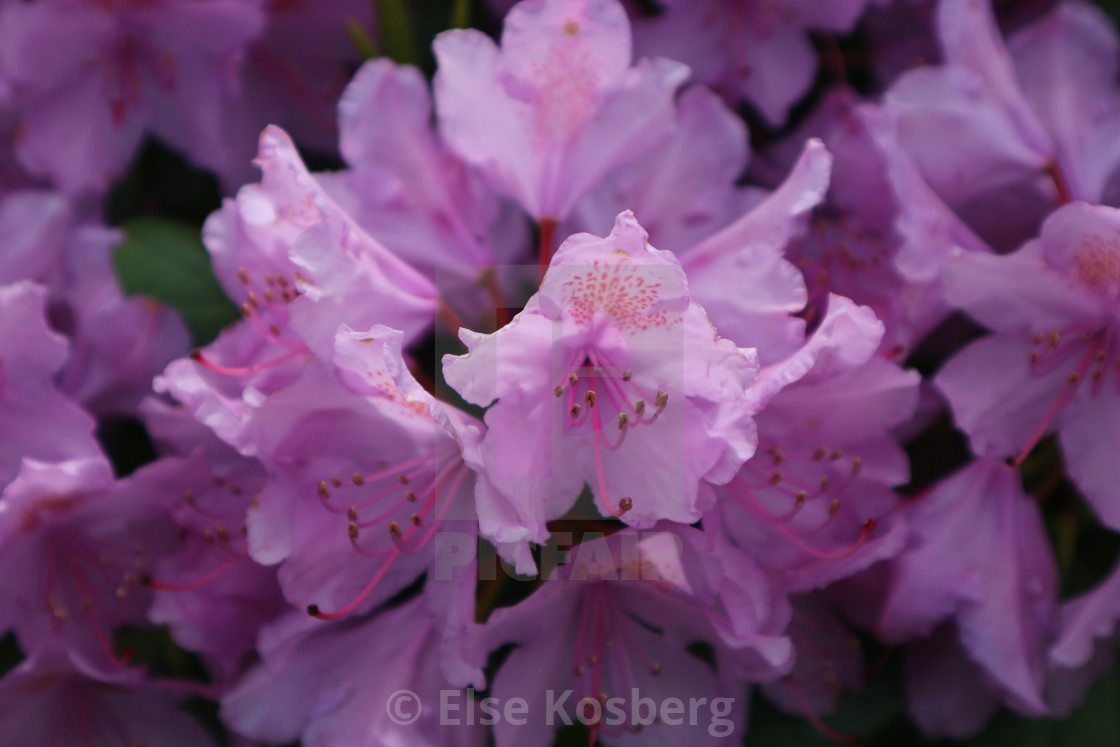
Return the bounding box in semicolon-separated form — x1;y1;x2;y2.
714;295;918;593
433;0;688;222
445;212;759;569
475;526;760;746
0;645;216;746
632;0;876;125
936;202;1120;528
0;281;100;488
0;0;263;193
878;459;1058;717
0;453;210;669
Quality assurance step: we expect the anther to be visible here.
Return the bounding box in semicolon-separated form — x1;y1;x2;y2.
588;654;598;665
318;481;331;499
554;384;566;398
569;373;579;385
851;456;863;476
389;522;402;538
397;474;409;485
769;472;783;486
773;448;785;466
1030;351;1039;363
347;507;358;521
570;404;582;418
189;349;202;362
650;663;662;676
795;491;807;505
237;267;249;285
330;476;343;488
813;447;827;460
1049;331;1061;348
1097;350;1108;363
820;476;831;491
405;491;417;502
828;499;840;516
116;587;128;600
268;323;281;336
307;604;320;616
618;497;633;513
585;390;596;407
1069;372;1082;385
655;390;669;408
1093;369;1105;382
348;522;359;540
410;513;423;527
634;400;646;415
618;412;629;430
352;473;364;486
829;450;843;461
1032;332;1043;344
623;369;632;381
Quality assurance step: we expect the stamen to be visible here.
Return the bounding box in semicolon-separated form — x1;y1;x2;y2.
141;561;235;592
189;346;310;376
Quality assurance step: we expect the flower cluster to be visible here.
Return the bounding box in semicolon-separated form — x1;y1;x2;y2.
2;0;1120;744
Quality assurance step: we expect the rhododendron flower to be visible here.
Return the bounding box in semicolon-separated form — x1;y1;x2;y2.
878;459;1058;717
936;202;1120;528
475;525;759;746
0;0;263;193
445;212;759;570
433;0;688;222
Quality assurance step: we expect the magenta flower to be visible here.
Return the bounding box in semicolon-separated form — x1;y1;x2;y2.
0;0;263;193
141;399;287;678
936;202;1120;528
713;295;918;593
444;212;759;570
885;0;1120;214
0;645;216;746
0;281;99;488
433;0;688;222
223;597;486;747
631;0;875;125
0;453;210;670
476;525;755;746
877;459;1058;718
334;58;529;285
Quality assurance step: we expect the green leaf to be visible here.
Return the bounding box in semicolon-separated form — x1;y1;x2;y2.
346;17;381;60
450;0;471;28
113;217;239;346
375;0;420;66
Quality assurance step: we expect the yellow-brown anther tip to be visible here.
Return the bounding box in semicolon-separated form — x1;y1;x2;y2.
318;481;330;499
348;522;359;540
618;497;633;513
